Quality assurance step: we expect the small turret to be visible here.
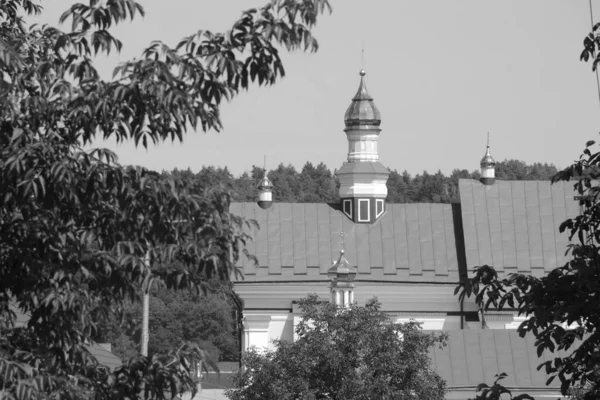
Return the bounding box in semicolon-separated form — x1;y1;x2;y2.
327;232;356;308
480;133;496;185
257;157;273;210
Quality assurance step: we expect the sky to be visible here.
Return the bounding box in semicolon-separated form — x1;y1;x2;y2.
27;0;600;177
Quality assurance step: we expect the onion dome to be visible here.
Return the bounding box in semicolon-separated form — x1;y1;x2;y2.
480;144;496;168
257;171;273;210
344;70;381;127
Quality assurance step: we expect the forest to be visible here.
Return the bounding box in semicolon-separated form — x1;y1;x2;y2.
95;158;559;364
166;158;559;204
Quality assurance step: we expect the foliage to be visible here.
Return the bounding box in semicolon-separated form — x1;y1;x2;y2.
225;295;447;400
96;282;239;362
495;160;558;181
469;374;534;400
456;140;600;400
0;0;332;398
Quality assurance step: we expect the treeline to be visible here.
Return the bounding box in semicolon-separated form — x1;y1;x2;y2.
164;159;559;204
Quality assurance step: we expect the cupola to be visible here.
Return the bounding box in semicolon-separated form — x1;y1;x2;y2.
480;133;496;186
327;233;356;308
257;169;273;210
335;70;390;224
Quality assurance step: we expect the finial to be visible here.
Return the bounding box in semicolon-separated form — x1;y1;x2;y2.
339;229;345;254
487;131;490;148
264;155;267;175
360;43;366;77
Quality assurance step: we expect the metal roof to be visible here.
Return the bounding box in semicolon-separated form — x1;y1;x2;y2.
88;344;122;371
458;179;579;277
230;202;464;283
336;161;390;175
431;330;562;393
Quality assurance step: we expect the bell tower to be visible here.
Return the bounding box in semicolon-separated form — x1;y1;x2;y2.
335;70;389;224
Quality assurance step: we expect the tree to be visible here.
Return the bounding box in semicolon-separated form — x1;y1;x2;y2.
495;159;558;181
226;295;447;400
232;171;258;201
269;163;301;202
468;374;534;400
195;166;235;190
95;282;239;362
297;162;338;203
0;0;332;398
386;169;406;203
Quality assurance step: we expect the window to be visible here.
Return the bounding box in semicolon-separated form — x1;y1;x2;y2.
358;199;370;222
376;199;384;219
343;199;352;219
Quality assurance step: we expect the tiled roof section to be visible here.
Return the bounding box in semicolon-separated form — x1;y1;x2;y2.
459;179;579;276
430;330;562;389
230;202;464;283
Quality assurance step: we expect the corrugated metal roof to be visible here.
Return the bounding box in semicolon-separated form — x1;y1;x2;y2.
430;330;562;390
230;202;464;283
458;179;579;276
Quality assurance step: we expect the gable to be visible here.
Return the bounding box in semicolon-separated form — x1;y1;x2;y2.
230;202;465;283
458;179;579;277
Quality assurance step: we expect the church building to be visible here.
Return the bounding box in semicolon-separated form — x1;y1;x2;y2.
229;70;578;399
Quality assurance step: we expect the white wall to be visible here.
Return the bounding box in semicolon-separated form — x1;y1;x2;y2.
243;312;294;352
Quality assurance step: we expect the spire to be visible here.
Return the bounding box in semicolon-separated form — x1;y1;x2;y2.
480;132;496;185
344;70;381;127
